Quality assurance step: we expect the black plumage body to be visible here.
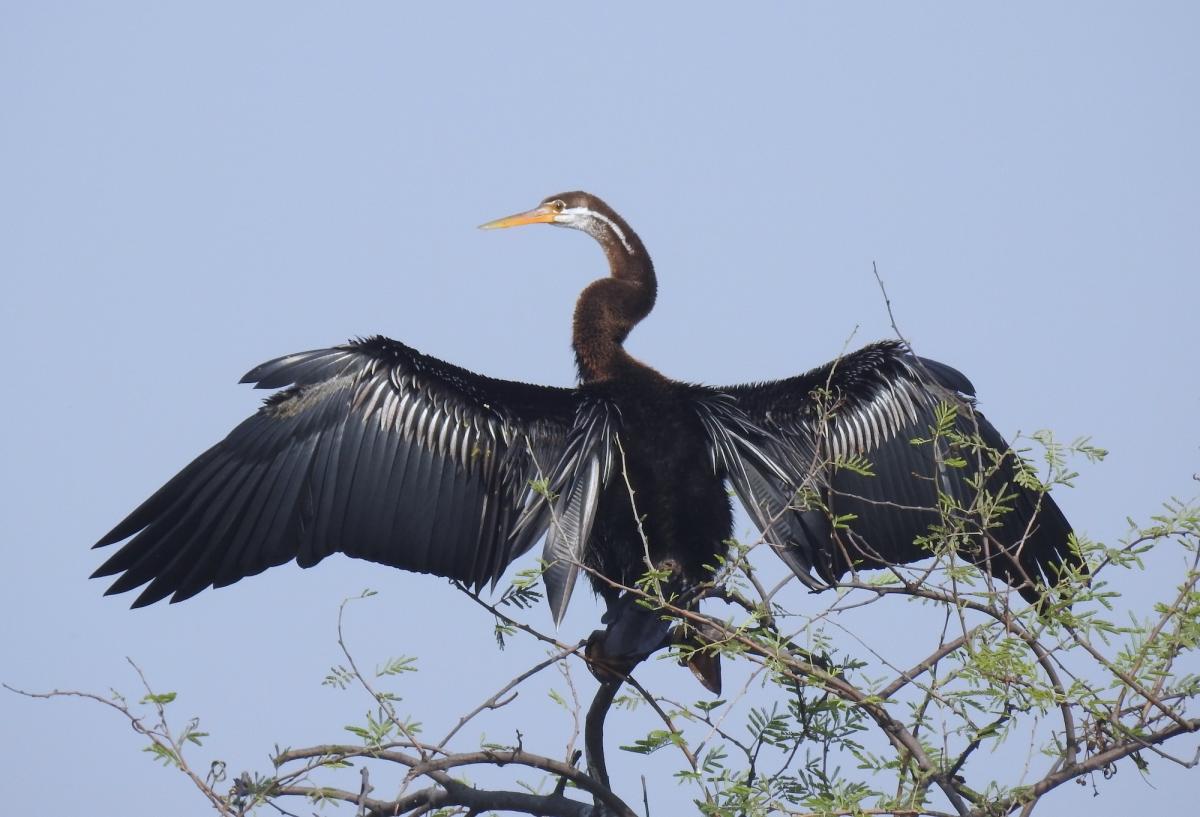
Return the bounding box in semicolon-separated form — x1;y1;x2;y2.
94;191;1081;642
580;370;734;601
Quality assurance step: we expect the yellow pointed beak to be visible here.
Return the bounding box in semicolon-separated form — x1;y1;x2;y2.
478;203;559;230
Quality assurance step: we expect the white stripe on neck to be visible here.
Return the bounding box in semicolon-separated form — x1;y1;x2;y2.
562;206;634;254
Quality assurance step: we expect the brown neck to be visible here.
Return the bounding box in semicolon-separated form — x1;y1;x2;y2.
572;234;656;383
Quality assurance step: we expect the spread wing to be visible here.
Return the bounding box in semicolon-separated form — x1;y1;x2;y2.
93;336;579;607
697;341;1079;603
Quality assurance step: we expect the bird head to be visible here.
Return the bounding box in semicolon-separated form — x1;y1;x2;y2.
480;191;637;255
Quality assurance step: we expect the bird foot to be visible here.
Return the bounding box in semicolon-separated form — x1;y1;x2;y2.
584;592;724;694
584;628;647;683
585;592;673;683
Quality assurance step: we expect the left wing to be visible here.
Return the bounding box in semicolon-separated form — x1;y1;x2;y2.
694;341;1079;603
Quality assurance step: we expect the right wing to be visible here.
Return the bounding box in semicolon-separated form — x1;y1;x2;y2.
92;336;579;607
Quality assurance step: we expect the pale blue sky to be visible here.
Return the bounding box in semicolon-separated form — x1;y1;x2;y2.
3;3;1198;814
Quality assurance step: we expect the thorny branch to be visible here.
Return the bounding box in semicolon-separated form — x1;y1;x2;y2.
11;491;1200;817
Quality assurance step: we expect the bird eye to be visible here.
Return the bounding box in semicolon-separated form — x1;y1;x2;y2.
551;200;566;213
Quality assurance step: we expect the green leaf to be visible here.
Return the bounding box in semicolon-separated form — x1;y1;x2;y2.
140;691;176;705
143;742;180;767
376;656;418;677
